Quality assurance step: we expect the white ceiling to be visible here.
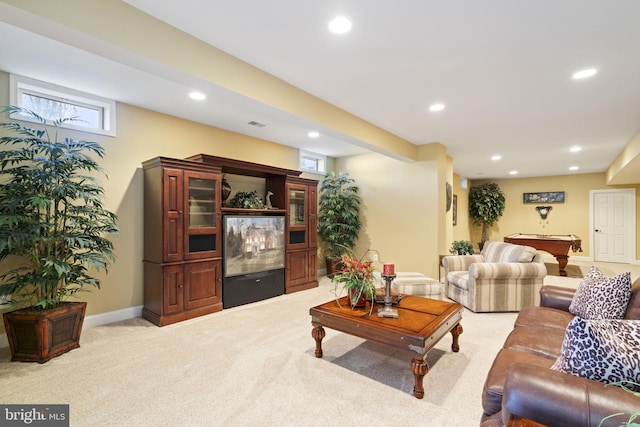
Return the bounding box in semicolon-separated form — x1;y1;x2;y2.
2;0;640;180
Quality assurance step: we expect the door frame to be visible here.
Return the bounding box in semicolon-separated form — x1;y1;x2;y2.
589;188;637;263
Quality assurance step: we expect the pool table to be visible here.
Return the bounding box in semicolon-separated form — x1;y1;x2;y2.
504;233;582;276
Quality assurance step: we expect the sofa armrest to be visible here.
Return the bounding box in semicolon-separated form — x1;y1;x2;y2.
539;285;576;311
469;263;547;280
502;363;640;427
442;255;485;275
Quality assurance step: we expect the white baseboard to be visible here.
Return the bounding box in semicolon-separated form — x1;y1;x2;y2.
82;305;144;329
0;305;143;349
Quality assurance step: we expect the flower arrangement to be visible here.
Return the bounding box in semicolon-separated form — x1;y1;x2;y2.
332;251;377;310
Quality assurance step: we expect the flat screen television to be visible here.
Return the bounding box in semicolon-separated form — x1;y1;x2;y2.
223;215;285;277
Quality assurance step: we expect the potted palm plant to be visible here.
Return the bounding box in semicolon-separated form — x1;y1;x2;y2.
468;182;505;250
317;171;362;277
0;106;119;363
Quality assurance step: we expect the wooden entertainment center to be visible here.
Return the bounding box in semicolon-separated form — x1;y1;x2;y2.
142;154;318;326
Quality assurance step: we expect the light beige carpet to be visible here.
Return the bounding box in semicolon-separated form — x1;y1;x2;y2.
0;278;518;426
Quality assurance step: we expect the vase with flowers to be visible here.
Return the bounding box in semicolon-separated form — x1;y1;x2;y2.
331;251;377;310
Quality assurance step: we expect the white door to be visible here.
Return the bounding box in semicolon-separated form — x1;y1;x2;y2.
591;189;636;263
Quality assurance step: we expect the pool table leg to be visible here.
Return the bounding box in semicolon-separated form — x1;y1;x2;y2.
556;255;569;276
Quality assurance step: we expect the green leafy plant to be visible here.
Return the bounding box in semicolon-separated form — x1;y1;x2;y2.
468;182;505;248
449;240;474;255
0;106;119;309
332;250;377;311
599;381;640;427
228;190;263;209
317;171;362;261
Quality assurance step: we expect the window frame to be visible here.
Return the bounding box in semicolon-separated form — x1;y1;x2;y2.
9;74;116;137
299;150;326;175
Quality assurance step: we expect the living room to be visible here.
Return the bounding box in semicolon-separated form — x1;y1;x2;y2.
1;1;640;426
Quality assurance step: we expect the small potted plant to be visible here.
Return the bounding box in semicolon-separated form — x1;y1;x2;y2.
228;190;264;209
449;240;475;255
331;251;376;311
0;106;119;363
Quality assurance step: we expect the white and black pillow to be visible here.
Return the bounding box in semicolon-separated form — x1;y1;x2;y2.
569;266;631;320
551;317;640;391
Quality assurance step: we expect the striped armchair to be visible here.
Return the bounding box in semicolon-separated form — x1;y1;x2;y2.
443;241;547;312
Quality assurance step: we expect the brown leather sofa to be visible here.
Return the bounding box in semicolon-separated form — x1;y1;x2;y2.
480;279;640;427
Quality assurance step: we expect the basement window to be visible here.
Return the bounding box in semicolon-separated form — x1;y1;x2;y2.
299;150;326;175
9;74;116;137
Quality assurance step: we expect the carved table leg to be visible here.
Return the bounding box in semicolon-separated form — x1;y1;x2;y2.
450;323;463;353
311;323;325;358
410;354;429;399
556;255;569;277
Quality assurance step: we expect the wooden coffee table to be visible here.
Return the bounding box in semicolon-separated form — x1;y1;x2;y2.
310;296;463;399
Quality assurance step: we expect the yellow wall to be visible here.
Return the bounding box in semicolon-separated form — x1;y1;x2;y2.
335;143;449;278
469;174;640;257
452;174;471;244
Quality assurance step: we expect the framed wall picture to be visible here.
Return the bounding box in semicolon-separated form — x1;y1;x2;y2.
523;191;565;204
453;195;457;226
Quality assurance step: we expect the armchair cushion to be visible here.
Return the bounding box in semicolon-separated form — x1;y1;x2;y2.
551;317;640;391
569;266;632;320
442;254;484;274
481;241;538;263
469;262;547;279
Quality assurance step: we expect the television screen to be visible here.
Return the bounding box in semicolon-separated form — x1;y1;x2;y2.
223;215;285;277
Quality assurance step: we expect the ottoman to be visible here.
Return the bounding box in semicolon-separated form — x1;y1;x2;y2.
392;272;443;299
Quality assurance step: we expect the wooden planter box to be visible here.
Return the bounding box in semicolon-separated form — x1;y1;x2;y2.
325;257;345;279
2;302;86;363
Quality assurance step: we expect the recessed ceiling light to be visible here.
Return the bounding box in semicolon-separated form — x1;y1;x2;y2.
509;170;518;175
569;146;582;153
569;166;579;171
189;91;206;100
328;16;352;34
429;103;445;112
572;68;597;79
308;131;320;138
491;155;502;161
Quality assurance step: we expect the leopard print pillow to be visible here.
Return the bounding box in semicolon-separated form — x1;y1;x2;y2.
551;317;640;391
569;266;631;319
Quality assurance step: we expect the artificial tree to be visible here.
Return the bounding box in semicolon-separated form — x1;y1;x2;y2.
0;106;119;362
468;182;505;249
317;171;362;276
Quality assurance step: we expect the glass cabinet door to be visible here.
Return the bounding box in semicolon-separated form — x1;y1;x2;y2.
188;177;216;228
287;183;308;249
289;188;306;227
185;172;220;259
